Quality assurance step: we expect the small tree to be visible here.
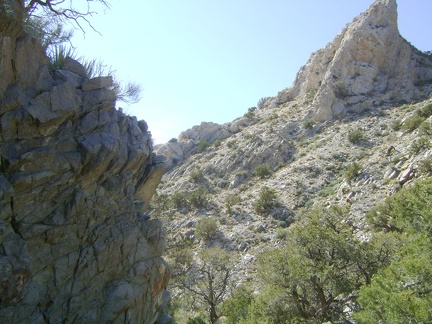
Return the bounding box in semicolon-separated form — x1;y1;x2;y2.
196;139;210;154
355;178;432;322
354;236;432;323
402;115;424;132
151;192;170;215
171;191;188;210
344;162;362;182
176;248;236;324
347;129;364;144
195;217;218;241
188;187;209;209
255;206;394;323
225;194;240;215
253;186;277;215
223;285;254;324
253;163;272;179
244;107;256;118
190;168;204;183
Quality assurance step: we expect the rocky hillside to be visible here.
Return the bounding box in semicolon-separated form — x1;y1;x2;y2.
0;11;168;324
154;0;432;318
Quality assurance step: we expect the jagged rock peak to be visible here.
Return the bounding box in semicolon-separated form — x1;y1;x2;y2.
270;0;432;120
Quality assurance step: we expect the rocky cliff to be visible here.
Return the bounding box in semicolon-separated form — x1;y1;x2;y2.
157;0;432;168
0;16;168;324
269;0;432;120
153;2;432;319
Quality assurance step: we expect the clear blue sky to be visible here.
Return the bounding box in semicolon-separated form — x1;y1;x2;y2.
71;0;431;144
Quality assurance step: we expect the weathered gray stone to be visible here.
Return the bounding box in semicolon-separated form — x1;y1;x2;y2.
82;88;116;112
15;36;48;91
50;79;80;114
269;0;432;121
82;76;113;91
179;121;231;143
63;56;88;78
35;65;54;93
0;37;16;99
0;28;168;324
55;69;85;88
0;83;30;116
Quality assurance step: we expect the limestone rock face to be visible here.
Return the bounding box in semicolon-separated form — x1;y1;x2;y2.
0;35;167;323
156;118;258;168
270;0;432;120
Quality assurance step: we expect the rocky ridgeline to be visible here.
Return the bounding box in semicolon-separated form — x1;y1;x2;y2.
157;0;432;167
0;26;168;323
156;0;432;166
270;0;432;120
156;118;257;169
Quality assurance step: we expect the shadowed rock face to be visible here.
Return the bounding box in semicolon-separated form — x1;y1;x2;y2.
0;31;167;323
271;0;432;120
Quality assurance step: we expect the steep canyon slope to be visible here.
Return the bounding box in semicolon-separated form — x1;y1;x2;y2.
154;0;432;317
0;9;168;324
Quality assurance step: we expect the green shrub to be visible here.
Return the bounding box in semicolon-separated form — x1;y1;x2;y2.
418;121;432;136
253;164;272;179
152;193;170;213
356;178;432;322
418;157;432;175
257;97;271;109
190;168;204;183
416;103;432;118
256;206;393;323
49;45;77;71
334;81;349;97
391;119;402;131
317;185;335;197
303;120;315;129
402;115;424;132
226;140;237;149
213;139;222;148
196;139;210;153
225;194;241;215
253;186;277;215
347;129;364;144
244;107;257;118
195;217;218;241
354;237;432;324
223;285;254;324
188;187;209;209
171;191;188;209
410;137;430;154
344;162;362;182
186;317;207;324
366;178;432;234
276;228;288;240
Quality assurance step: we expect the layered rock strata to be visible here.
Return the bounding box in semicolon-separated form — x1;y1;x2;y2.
271;0;432;120
0;28;167;323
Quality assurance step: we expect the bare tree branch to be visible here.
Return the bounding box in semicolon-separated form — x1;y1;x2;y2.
24;0;110;34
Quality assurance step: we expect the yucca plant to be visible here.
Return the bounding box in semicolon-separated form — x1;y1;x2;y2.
48;45;77;71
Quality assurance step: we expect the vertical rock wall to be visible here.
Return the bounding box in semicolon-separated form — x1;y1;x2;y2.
0;31;168;323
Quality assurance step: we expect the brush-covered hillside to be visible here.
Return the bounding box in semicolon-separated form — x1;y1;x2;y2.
153;0;432;322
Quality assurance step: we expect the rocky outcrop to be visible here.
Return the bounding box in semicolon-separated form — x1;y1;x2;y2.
156;118;257;168
0;31;168;323
270;0;432;120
